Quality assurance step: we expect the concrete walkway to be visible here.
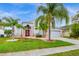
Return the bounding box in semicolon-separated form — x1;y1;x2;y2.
52;38;79;45
0;38;79;56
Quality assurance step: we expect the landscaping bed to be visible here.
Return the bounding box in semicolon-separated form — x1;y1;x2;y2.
0;38;73;53
48;49;79;56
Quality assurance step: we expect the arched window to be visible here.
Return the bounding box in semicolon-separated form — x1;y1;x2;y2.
24;25;31;29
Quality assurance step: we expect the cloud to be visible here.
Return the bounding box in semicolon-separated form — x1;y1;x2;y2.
0;10;32;19
14;11;31;15
0;3;43;20
0;11;17;18
66;6;79;16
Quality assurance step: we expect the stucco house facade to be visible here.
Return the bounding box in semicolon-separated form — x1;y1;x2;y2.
14;21;63;38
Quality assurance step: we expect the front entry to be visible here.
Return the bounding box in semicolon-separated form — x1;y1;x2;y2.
25;30;30;36
24;25;31;36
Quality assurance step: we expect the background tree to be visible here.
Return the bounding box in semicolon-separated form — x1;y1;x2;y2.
70;12;79;38
70;23;79;38
37;3;69;41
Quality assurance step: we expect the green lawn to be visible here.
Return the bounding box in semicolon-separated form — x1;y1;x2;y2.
48;49;79;56
0;38;73;53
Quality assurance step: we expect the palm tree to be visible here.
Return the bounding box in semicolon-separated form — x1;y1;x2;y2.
3;17;23;38
37;3;69;41
35;15;48;37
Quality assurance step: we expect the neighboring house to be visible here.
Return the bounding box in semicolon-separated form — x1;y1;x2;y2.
14;21;63;38
58;17;79;37
58;25;71;37
72;16;79;23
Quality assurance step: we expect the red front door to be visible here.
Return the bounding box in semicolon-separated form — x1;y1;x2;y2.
25;30;30;36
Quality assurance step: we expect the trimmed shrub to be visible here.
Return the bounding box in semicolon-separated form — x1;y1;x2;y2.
36;33;42;37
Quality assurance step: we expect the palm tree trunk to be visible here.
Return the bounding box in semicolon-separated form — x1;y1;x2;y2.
12;26;15;39
45;30;47;37
43;30;46;37
44;30;47;37
43;30;44;37
20;28;23;39
48;22;51;41
21;29;22;37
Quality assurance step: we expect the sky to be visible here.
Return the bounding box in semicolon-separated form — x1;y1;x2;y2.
0;3;79;27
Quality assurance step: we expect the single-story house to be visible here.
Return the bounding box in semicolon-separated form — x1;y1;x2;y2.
0;20;64;38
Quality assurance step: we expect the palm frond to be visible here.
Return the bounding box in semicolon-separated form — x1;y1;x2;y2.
52;4;69;25
35;15;45;27
16;24;23;28
3;17;12;23
37;5;48;14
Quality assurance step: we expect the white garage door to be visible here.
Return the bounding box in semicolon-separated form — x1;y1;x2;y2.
51;29;62;38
